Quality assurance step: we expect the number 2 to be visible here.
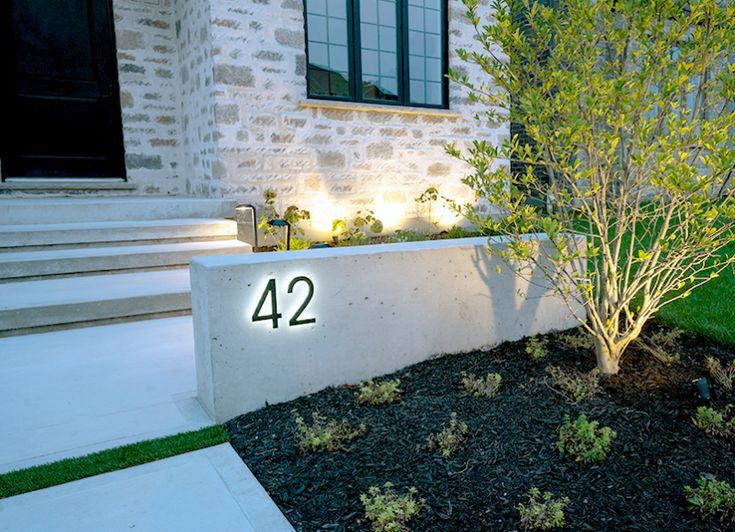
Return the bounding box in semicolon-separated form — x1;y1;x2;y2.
288;276;316;326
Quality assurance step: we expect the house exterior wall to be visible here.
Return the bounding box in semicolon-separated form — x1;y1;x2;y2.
111;0;187;195
13;0;505;233
205;0;506;233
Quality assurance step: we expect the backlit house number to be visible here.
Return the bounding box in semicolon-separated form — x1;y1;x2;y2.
251;276;315;329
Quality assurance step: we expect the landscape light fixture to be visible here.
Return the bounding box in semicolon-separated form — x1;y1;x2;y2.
692;377;711;402
268;219;291;251
234;204;258;250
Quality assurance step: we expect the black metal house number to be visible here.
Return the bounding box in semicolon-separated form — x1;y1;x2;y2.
251;276;316;329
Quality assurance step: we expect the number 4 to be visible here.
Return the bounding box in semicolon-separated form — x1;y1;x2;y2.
252;278;282;328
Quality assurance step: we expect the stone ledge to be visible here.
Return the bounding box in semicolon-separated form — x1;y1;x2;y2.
0;179;137;192
298;99;463;118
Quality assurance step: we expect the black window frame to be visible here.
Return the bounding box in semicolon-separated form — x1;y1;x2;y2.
303;0;449;110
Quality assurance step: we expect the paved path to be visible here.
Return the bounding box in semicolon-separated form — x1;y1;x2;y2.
0;444;293;532
0;317;210;473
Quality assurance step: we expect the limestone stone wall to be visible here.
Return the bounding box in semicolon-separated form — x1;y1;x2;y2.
174;0;221;196
206;0;507;233
112;0;187;195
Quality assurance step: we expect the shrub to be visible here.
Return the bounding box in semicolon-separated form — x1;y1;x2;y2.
258;189;311;250
525;336;548;360
557;414;616;463
293;410;365;452
462;372;502;398
546;366;600;402
357;379;401;405
333;210;383;244
560;331;595;352
705;356;735;392
390;229;428;243
635;329;684;366
427;412;469;458
517;487;570;531
685;477;735;523
693;406;735;438
449;0;735;375
361;482;425;532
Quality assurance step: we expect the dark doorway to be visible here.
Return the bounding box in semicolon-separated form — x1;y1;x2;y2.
1;0;125;179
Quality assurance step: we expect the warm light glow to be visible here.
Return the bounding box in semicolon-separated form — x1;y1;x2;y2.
434;202;461;228
309;198;347;234
373;201;405;229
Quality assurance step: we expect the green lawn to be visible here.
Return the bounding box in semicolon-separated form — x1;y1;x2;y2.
657;241;735;346
0;425;229;499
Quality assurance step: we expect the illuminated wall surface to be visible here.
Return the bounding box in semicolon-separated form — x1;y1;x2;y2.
191;236;584;423
106;0;506;230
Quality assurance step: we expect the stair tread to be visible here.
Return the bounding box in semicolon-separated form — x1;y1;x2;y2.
0;269;190;311
0;239;249;263
0;218;237;234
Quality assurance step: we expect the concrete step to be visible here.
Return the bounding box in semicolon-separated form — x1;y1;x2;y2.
0;218;238;250
0;269;191;334
0;239;251;280
0;197;237;225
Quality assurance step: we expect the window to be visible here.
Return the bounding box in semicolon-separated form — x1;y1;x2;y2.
304;0;448;108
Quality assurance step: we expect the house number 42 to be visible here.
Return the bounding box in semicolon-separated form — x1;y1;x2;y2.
251;276;316;329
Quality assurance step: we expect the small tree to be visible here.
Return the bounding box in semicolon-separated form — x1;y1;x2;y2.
449;0;735;374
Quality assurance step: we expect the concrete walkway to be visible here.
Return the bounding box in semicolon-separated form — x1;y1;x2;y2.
0;316;210;473
0;444;293;532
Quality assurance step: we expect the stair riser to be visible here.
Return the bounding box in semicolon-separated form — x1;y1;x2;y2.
0;247;246;280
0;293;191;333
1;199;237;225
0;222;237;249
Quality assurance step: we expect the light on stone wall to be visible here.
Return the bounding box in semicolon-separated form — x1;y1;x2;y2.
373;201;405;230
309;200;347;235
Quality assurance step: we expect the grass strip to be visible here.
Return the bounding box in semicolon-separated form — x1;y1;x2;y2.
0;425;229;499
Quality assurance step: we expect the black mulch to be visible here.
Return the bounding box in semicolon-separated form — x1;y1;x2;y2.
225;323;735;531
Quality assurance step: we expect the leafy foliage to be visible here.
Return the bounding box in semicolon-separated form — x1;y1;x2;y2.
462;372;502;398
333;210;384;244
684;477;735;523
705;356;735;392
357;379;402;405
360;482;425;532
426;412;469;458
546;366;600;402
557;414;616;463
525;336;549;360
258;189;311;250
449;0;735;374
693;406;735;438
293;411;365;452
517;487;570;531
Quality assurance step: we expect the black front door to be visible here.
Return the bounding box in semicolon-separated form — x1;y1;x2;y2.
1;0;125;179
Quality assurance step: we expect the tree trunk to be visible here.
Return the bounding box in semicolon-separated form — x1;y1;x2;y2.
595;340;621;375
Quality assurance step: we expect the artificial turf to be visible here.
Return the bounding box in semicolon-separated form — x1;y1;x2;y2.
0;425;229;499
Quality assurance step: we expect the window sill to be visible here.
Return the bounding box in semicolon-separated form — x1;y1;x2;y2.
298;100;462;118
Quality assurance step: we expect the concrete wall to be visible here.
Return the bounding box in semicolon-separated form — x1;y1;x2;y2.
191;236;584;422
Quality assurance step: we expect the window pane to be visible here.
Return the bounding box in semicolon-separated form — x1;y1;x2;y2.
360;0;398;102
407;0;444;105
307;0;350;97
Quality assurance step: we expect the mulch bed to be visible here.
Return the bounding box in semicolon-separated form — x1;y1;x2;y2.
225;322;735;531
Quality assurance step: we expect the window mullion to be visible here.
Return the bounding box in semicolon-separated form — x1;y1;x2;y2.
398;0;409;106
351;0;361;102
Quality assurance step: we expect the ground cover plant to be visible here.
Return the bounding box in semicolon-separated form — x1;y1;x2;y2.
557;414;616;463
226;323;735;530
693;406;735;438
360;482;425;532
461;372;502;398
449;0;735;374
517;488;569;531
685;477;735;523
545;366;600;402
357;379;402;406
293;411;365;452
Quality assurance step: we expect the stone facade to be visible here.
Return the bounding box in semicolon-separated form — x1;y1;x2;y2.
111;0;506;231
